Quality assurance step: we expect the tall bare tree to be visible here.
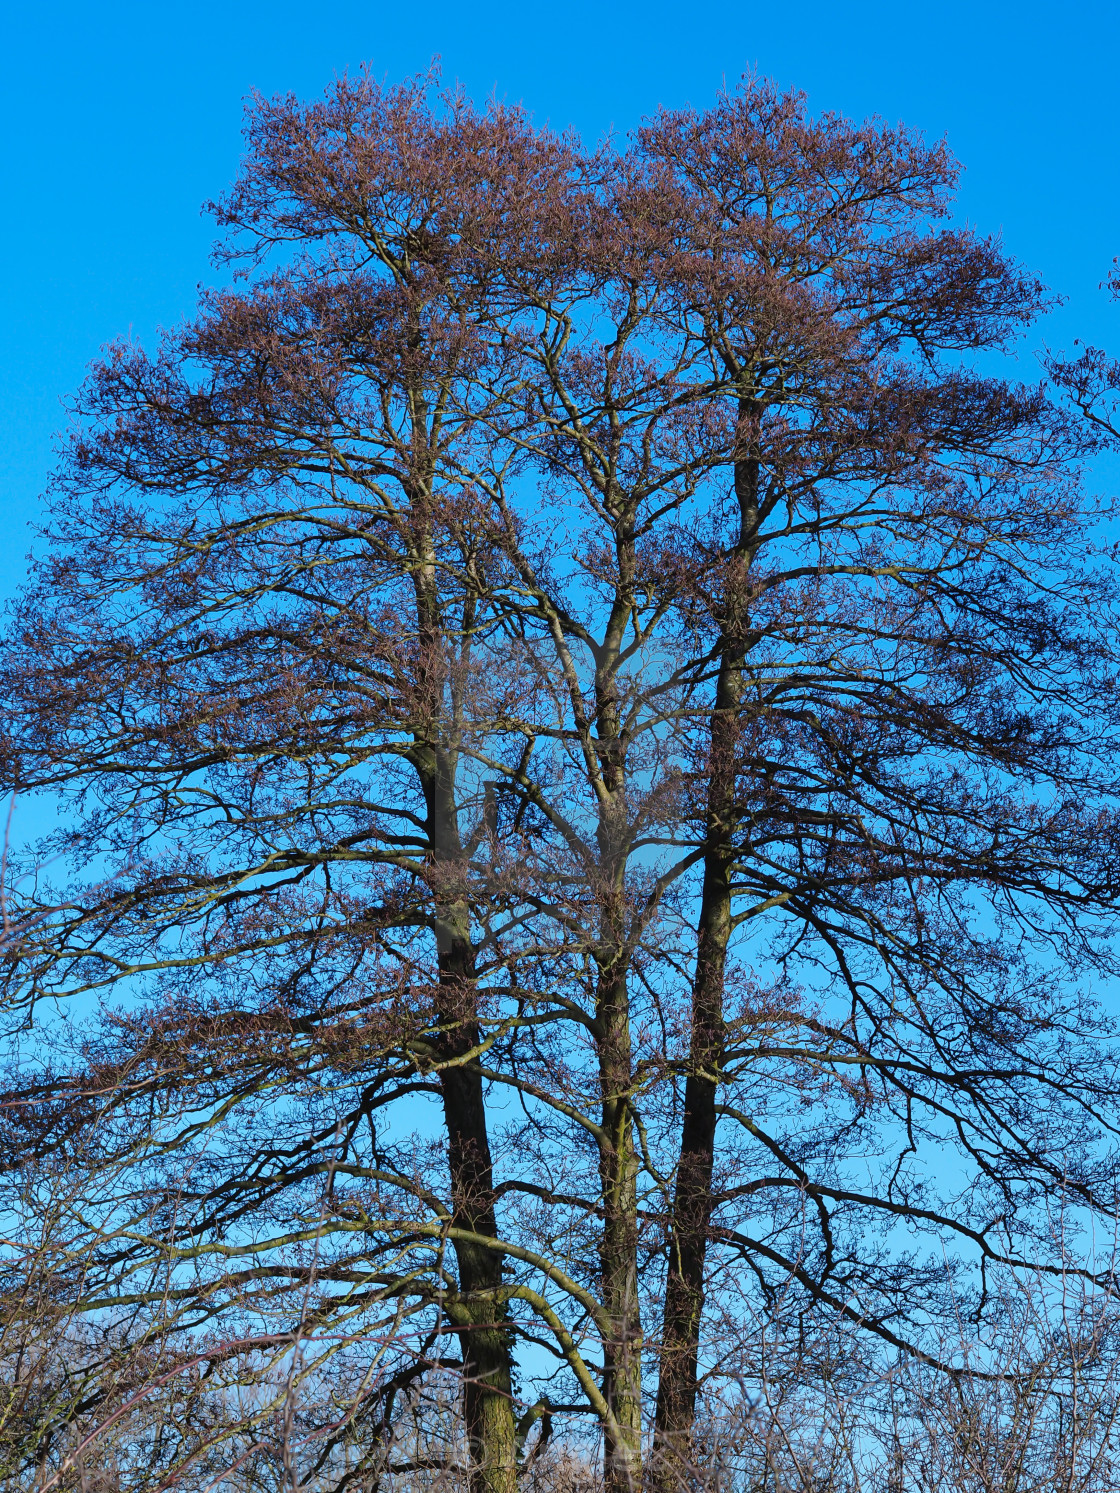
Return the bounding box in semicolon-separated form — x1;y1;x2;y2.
2;70;1120;1493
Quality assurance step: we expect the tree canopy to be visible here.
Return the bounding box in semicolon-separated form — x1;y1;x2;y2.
4;70;1120;1493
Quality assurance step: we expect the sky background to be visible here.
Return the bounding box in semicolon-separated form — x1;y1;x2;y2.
2;0;1120;599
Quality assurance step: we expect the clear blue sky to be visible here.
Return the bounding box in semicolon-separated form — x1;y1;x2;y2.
3;0;1119;596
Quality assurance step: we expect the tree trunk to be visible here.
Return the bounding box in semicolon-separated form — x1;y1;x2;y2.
650;647;741;1491
652;427;758;1489
430;757;518;1493
439;1031;518;1493
591;535;645;1493
598;962;644;1493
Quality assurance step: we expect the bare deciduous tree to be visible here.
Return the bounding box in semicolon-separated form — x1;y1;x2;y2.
2;68;1120;1493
